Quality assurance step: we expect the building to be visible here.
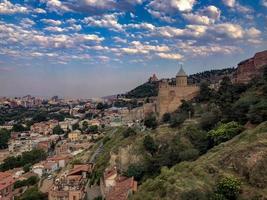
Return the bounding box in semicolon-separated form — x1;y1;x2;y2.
100;167;137;200
30;120;59;135
233;50;267;84
157;67;199;117
68;130;81;142
0;172;15;200
48;164;93;200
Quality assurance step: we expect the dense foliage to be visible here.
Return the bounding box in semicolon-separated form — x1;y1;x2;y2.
17;187;47;200
14;176;39;189
0;149;47;171
0;129;11;149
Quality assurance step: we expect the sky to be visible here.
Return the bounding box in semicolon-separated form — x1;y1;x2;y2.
0;0;267;98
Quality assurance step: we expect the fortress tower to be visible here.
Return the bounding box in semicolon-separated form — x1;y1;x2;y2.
157;66;199;118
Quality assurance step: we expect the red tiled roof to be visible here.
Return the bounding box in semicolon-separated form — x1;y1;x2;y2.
106;177;137;200
0;172;15;191
68;164;92;176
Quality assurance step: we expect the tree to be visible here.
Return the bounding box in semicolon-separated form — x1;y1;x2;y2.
0;129;10;149
82;121;89;131
143;135;157;155
198;81;213;102
126;164;145;181
215;176;241;200
52;125;64;135
122;127;136;138
12;124;28;132
179;100;194;117
32;112;48;123
162;113;171;123
247;100;267;124
144;114;158;129
170;113;187;128
208;121;244;146
23;163;31;173
200;106;221;131
72;123;79;130
19;187;47;200
88;125;98;133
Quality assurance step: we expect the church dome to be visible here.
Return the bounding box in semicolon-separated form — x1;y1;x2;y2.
176;67;187;77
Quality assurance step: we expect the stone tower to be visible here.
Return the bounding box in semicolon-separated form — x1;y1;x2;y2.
176;66;187;87
157;66;199;118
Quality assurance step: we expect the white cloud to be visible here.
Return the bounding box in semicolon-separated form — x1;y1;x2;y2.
211;23;244;39
262;0;267;7
40;0;71;13
0;0;28;14
246;27;261;38
34;8;47;14
113;36;127;43
183;13;213;25
82;13;123;31
41;19;62;26
44;26;64;32
126;22;155;30
222;0;235;7
156;52;183;60
202;5;221;20
20;18;35;28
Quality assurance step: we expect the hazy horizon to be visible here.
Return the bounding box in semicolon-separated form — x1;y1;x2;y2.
1;0;267;98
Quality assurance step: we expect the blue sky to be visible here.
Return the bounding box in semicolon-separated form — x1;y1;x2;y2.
0;0;267;98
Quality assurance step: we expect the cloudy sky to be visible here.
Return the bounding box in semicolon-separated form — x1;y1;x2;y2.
0;0;267;98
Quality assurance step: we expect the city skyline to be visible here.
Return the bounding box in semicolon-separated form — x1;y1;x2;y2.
0;0;267;98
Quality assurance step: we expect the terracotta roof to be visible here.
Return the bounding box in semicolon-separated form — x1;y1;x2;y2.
106;177;137;200
68;164;91;176
0;172;15;191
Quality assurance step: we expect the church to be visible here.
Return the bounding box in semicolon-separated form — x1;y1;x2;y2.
156;67;199;117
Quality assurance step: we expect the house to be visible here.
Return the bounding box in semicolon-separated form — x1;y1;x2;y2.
48;164;93;200
68;130;81;142
100;167;137;200
32;161;59;177
0;172;15;200
48;155;72;168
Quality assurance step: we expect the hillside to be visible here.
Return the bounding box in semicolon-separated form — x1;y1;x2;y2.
132;122;267;200
124;68;235;99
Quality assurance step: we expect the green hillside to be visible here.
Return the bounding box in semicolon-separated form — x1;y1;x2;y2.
132;122;267;200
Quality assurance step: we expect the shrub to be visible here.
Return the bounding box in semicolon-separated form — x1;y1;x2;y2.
144;114;158;129
170;113;187;128
180;189;207;200
179;148;199;161
208;122;244;146
122;128;136;138
215;176;241;200
143;135;157;155
162;113;171;123
126;164;145;181
248;100;267;124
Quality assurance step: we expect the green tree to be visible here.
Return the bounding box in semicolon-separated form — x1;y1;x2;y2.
12;124;28;132
198;81;213;102
126;164;145;181
208;122;244;146
0;129;10;149
19;187;47;200
122;127;136;138
88;125;98;133
248;100;267;124
215;176;241;200
72;123;79;130
82;121;89;131
23;163;31;173
144;114;158;129
143;135;157;155
52;125;64;135
162;113;171;123
170;113;187;128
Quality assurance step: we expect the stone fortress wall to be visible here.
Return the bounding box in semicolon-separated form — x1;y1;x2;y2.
156;67;199;117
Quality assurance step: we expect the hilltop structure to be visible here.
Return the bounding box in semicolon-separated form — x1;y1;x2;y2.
157;67;199;117
233;50;267;84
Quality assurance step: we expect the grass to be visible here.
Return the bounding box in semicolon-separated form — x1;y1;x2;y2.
132;122;267;200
